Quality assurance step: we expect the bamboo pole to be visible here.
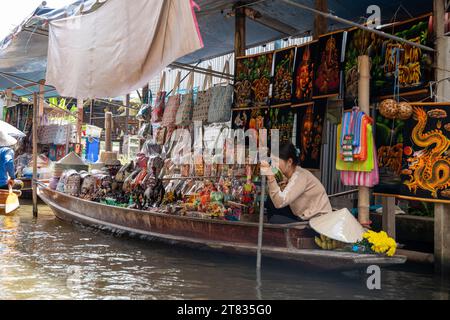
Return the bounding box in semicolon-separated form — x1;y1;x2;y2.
32;93;38;217
357;55;371;226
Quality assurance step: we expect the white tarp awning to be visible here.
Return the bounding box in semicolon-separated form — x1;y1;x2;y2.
45;0;203;99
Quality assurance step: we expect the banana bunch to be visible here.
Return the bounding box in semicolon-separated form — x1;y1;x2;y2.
315;234;341;250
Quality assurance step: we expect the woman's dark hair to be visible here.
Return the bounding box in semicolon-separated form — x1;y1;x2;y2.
278;143;300;166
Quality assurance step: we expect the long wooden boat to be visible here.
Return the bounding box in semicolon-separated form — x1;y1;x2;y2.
37;184;407;271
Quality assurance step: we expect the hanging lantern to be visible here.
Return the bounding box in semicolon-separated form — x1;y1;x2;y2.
379;99;399;119
397;102;413;120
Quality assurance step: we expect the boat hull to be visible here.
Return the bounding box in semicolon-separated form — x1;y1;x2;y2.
37;185;407;270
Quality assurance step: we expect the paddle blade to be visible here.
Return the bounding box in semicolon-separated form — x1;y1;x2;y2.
4;193;19;214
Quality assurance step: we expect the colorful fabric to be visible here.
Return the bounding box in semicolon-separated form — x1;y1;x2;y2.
336;124;374;172
340;110;371;161
340;144;379;187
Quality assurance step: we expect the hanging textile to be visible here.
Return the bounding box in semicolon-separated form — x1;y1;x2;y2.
46;0;203;99
340;144;380;187
336;123;374;172
336;121;379;187
339;108;372;162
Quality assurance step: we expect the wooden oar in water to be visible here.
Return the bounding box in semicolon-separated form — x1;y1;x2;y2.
0;185;21;215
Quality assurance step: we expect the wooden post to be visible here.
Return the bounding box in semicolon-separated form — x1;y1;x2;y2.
77;99;84;145
38;80;45;117
313;0;328;40
105;112;112;152
125;94;130;136
89;99;93;125
234;3;246;58
32;93;38;217
434;203;450;274
357;55;371;226
434;0;450;275
382;196;396;239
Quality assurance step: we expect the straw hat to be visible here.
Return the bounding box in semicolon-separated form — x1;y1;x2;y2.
0;130;17;147
309;208;365;243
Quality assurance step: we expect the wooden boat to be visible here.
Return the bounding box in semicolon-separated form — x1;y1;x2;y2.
37;183;407;271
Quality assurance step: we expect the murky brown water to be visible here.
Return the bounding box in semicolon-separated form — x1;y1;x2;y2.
0;201;449;300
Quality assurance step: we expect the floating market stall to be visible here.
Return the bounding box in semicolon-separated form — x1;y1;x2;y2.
3;0;449;271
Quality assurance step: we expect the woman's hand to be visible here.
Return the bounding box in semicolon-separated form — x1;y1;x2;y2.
260;161;275;181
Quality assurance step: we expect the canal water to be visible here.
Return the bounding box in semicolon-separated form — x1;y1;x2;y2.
0;202;449;300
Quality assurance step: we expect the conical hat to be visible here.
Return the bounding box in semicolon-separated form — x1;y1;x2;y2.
309;208;365;243
58;152;85;165
0;130;17;147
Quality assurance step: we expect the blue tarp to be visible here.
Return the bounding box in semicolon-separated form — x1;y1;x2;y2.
0;0;433;97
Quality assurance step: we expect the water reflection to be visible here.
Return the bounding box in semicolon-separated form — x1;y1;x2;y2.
0;203;449;300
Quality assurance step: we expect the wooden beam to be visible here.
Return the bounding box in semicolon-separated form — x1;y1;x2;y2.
243;7;299;36
314;0;328;39
382;196;396;239
234;3;246;58
32;93;38;217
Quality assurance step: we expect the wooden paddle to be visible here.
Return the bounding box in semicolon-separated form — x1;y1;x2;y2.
0;182;20;215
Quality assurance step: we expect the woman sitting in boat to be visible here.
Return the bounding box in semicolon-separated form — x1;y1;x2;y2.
261;143;332;224
0;131;22;190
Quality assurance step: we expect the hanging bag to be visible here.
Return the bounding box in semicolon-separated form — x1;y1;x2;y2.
152;72;167;123
192;66;213;123
208;61;233;124
175;72;195;127
161;71;181;128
